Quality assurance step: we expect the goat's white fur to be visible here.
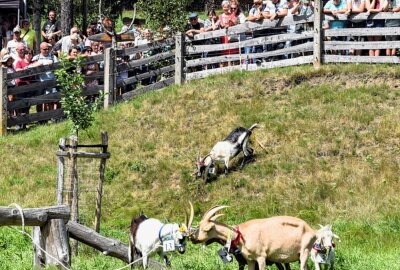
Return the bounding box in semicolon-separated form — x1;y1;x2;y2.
129;218;185;269
200;123;258;176
311;225;339;270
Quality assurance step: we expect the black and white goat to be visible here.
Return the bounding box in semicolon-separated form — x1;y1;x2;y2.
196;123;258;180
128;203;194;269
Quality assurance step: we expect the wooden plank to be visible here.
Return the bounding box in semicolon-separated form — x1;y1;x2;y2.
0;67;7;136
7;108;64;126
117;38;175;57
0;205;70;226
57;138;66;205
120;77;175;101
187;31;314;54
69;135;79;256
314;0;323;68
325;40;400;50
122;65;175;86
88;32;137;42
260;55;314;68
175;32;185;85
186;42;313;68
8;92;60;111
32;220;70;269
117;50;175;71
66;221;166;268
324;12;400;21
56;151;111;159
323;55;400;63
7;64;60;80
192;14;315;41
95;131;108;233
325;27;400;37
7;80;56;96
103;48;115;108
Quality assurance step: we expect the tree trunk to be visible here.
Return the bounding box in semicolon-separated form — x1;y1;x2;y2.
60;0;73;36
32;0;42;53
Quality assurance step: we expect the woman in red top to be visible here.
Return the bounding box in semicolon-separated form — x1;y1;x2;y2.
15;49;41;118
219;0;237;67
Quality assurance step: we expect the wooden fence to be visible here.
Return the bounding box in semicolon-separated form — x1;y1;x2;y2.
1;5;400;135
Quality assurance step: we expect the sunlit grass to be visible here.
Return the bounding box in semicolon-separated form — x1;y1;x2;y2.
0;64;400;269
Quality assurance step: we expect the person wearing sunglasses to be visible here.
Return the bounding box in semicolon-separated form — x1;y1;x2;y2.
185;12;205;38
20;19;36;50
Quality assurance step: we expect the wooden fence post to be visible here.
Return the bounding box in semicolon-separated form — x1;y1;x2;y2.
313;0;323;69
94;131;108;233
103;47;115;108
56;138;66;205
175;32;185;85
66;135;79;255
0;67;7;136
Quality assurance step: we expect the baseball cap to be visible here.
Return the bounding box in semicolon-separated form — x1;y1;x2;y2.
188;12;198;19
13;26;21;33
71;33;79;40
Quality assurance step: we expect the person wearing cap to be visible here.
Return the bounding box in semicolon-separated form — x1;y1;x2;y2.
41;9;61;42
21;19;37;50
185;12;205;38
6;26;28;56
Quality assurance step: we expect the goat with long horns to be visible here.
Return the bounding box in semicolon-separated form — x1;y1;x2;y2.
189;205;316;270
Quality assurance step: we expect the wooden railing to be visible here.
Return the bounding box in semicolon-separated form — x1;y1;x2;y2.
1;7;400;135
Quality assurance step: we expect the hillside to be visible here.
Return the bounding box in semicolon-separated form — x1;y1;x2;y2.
0;64;400;269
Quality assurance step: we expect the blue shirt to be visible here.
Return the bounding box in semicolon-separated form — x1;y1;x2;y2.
324;0;347;28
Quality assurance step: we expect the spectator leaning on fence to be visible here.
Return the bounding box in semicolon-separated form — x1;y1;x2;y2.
365;0;388;56
12;43;26;68
185;13;205;38
323;0;348;32
1;54;16;117
58;27;81;55
32;42;59;113
385;0;400;56
345;0;366;55
263;0;289;21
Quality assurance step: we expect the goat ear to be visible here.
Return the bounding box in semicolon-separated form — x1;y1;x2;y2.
318;224;324;229
333;234;340;241
203;223;214;232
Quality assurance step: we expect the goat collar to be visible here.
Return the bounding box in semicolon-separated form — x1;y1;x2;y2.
158;224;169;242
198;154;213;166
232;226;244;248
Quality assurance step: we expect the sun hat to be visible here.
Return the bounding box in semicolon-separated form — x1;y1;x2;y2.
1;54;14;63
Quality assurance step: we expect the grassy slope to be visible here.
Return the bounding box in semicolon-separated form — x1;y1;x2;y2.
1;64;400;269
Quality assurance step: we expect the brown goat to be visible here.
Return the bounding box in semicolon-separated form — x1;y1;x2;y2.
190;206;316;270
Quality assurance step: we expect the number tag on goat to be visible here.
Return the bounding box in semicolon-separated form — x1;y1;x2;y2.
163;240;175;252
209;167;215;174
316;253;327;264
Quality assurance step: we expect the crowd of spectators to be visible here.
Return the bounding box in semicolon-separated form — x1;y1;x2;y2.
185;0;400;66
0;9;161;130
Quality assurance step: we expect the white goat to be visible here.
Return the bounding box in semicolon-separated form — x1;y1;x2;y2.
311;225;339;270
128;204;194;269
196;123;258;180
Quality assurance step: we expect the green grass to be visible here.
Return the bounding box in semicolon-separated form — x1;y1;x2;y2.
1;64;400;269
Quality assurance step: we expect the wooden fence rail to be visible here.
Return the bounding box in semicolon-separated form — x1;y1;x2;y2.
1;13;400;135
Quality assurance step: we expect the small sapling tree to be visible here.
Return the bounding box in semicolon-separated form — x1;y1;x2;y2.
137;0;193;34
55;56;103;136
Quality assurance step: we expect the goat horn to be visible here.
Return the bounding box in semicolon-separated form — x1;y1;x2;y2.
203;205;229;221
210;213;224;221
187;201;194;229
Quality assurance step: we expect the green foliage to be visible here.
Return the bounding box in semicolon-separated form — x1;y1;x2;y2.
54;56;103;135
137;0;193;33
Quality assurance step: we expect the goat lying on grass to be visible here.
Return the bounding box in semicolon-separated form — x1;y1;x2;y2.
311;225;339;270
128;204;194;269
189;205;316;270
196;123;258;181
